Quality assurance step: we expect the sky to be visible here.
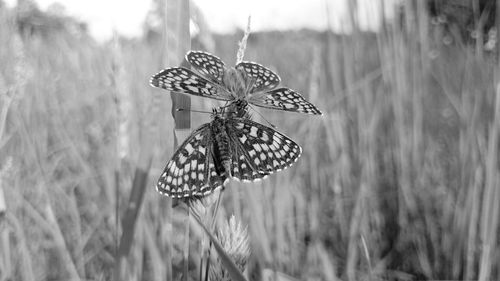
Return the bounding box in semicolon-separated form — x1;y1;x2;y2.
4;0;395;41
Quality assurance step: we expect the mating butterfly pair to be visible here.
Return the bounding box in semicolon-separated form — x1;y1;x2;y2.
151;51;320;198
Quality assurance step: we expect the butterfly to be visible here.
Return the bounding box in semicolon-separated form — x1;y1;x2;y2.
150;51;322;116
156;108;302;198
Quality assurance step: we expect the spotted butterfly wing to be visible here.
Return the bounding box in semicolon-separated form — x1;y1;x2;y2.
226;118;302;178
248;88;323;115
156;113;302;198
150;67;232;101
236;62;322;115
151;50;323;115
186;51;226;85
156;123;228;198
235;61;281;93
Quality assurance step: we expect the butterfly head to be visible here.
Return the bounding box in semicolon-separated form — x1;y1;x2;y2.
225;100;250;119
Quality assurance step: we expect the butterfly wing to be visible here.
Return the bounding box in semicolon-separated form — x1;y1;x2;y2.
186;51;226;85
225;118;302;180
156;123;228;198
150;67;233;101
248;87;323;115
236;61;281;93
229;143;270;182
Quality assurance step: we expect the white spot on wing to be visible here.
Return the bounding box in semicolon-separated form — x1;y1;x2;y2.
253;144;262;152
239;134;248;143
199;146;206;155
179;155;187;164
249;126;258;137
185;143;194;154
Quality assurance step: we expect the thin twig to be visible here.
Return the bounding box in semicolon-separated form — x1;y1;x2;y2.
236;16;252;64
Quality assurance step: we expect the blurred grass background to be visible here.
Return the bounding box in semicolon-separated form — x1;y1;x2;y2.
1;0;499;280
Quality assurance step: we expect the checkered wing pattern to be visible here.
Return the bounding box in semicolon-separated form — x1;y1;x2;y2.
186;51;226;85
226;118;302;179
236;61;281;93
229;145;270;182
249;88;323;115
156;124;228;198
150;67;232;101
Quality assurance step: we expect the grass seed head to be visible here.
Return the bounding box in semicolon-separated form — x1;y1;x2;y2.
210;215;250;280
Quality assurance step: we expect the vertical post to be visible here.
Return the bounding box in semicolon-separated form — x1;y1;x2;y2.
165;0;191;139
163;0;191;280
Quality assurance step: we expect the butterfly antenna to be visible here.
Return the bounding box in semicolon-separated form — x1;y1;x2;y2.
177;108;212;114
248;104;277;128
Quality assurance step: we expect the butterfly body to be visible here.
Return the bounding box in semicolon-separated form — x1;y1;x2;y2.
211;116;233;178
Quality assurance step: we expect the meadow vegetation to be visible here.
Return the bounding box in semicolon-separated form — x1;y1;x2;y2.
0;0;499;280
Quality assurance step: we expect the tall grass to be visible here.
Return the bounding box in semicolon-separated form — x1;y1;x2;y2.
1;1;499;280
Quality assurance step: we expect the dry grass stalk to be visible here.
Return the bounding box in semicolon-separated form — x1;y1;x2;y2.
209;215;250;281
477;82;500;281
162;0;192;280
190;211;248;281
236;16;252;65
112;30;152;280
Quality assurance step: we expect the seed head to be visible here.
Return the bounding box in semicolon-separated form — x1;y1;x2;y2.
209;215;250;281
